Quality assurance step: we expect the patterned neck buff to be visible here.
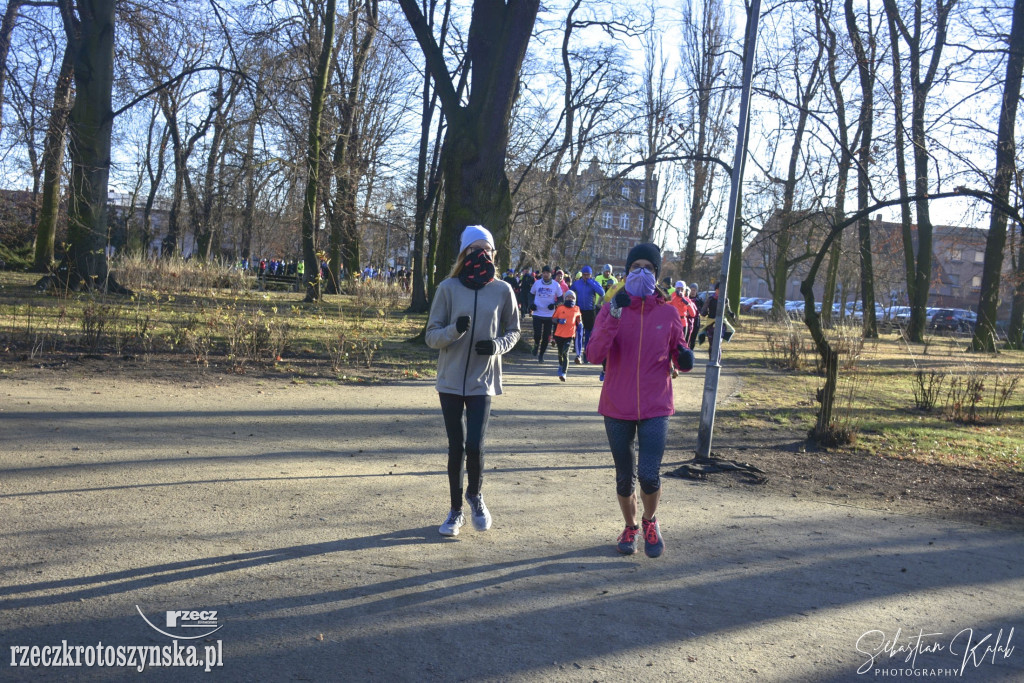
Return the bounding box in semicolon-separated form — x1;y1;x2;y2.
458;248;495;290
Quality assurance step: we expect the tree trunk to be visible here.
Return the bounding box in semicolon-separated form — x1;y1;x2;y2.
32;45;74;272
887;9;916;315
883;0;955;341
300;0;337;302
771;41;823;316
1008;220;1024;349
57;0;127;292
846;0;877;338
398;0;539;277
408;58;443;313
817;0;853;328
0;0;23;137
326;0;378;294
971;0;1024;351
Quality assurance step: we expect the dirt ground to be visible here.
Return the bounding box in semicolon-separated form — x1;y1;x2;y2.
2;352;1023;681
11;350;1023;531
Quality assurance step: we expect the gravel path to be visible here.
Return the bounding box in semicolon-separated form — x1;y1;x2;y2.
2;359;1022;681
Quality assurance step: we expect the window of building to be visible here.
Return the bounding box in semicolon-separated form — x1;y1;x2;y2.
588;184;596;196
974;250;984;263
949;274;960;286
620;213;629;231
972;275;981;288
603;211;612;229
638;214;644;233
638;185;645;201
949;248;962;262
621;185;630;199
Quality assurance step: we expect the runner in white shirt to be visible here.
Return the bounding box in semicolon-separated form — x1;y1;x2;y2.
529;265;562;362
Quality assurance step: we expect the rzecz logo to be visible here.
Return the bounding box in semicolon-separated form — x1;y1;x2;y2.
136;606;223;640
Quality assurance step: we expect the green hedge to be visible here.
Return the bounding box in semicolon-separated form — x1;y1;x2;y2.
0;242;32;271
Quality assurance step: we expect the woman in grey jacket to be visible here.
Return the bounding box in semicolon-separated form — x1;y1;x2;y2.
426;225;521;537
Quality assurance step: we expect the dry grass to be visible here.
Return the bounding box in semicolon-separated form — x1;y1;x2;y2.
721;316;1024;474
0;271;434;382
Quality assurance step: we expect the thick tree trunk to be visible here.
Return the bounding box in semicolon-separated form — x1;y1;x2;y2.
57;0;127;293
32;45;74;272
971;0;1024;351
398;0;539;278
300;0;337;302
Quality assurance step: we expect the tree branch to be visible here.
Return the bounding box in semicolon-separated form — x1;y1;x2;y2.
111;65;245;119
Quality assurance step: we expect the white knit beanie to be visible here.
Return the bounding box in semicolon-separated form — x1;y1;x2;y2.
459;225;495;253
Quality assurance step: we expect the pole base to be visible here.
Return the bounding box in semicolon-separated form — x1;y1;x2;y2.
667;454;767;483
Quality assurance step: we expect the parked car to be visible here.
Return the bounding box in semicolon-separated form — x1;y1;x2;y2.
888;306;912;325
748;300;775;315
846;301;886;321
740;297;770;313
930;308;976;333
893;307;942;326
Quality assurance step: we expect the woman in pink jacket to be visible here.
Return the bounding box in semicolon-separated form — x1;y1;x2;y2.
586;243;695;558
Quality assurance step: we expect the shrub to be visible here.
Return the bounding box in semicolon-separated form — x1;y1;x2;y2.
912;369;946;411
761;319;810;371
113;253;247;293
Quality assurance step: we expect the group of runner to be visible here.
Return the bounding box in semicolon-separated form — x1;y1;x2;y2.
426;225;711;560
498;262;726;380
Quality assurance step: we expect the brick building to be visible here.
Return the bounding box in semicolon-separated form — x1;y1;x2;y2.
510;158;659;272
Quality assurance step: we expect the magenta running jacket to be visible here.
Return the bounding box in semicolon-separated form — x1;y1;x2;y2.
586;293;688;421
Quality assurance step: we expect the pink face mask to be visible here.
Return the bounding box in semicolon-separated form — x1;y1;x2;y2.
625;268;656;297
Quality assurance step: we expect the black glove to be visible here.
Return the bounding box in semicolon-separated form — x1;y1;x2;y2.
456;315;470;333
614;289;631;309
547;303;555;310
677;344;694;371
475;339;497;356
530;304;537;312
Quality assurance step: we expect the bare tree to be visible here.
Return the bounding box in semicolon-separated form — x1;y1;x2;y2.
845;0;880;337
406;0;447;312
54;0;127;291
883;0;959;342
31;43;72;270
813;0;858;327
678;0;735;276
758;7;825;316
971;0;1024;351
398;0;539;275
323;0;380;293
299;0;336;301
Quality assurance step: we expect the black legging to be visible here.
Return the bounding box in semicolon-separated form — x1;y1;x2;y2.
580;309;596;353
555;335;573;373
532;316;554;357
439;393;491;510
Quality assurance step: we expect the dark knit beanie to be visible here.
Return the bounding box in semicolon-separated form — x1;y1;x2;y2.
625;243;662;276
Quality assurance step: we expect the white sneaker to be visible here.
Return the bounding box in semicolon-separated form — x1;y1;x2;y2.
465;493;492;531
439;509;465;537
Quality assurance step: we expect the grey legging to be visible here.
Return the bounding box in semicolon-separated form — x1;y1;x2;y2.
603;415;669;497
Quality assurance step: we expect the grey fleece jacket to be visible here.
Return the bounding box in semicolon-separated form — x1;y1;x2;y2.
426;277;521;396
